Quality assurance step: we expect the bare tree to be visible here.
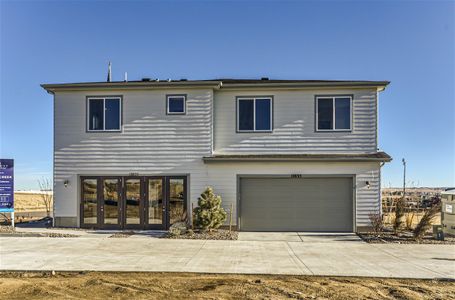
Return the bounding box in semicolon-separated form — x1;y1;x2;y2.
38;178;53;217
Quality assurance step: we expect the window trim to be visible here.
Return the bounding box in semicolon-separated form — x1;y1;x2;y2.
315;95;353;132
86;96;123;132
236;96;273;133
166;94;187;115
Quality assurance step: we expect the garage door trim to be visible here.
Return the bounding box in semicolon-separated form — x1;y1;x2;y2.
236;174;357;232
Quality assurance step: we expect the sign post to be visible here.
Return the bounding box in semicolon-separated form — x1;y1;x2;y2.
0;159;14;226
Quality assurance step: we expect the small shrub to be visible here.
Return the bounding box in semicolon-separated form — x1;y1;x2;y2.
168;226;181;237
170;207;188;225
193;187;227;231
168;221;187;236
368;212;384;235
405;211;416;231
393;198;405;234
413;203;441;240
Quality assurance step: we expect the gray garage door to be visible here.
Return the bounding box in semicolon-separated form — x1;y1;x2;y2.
239;177;353;232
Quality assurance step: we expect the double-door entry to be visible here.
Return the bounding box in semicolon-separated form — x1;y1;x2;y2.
80;176;187;230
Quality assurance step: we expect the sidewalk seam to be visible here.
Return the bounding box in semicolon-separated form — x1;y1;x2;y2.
368;243;448;278
183;240;207;268
285;242;314;275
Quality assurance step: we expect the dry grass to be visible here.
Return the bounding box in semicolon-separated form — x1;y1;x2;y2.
13;192;53;212
0;272;454;300
414;204;442;240
383;212;441;227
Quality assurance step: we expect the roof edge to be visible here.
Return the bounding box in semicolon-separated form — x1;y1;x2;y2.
221;81;390;90
41;81;223;93
203;152;393;163
41;80;390;93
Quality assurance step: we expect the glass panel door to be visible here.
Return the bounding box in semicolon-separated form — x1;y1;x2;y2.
82;178;98;225
168;178;186;226
125;178;141;225
147;178;164;227
102;178;120;225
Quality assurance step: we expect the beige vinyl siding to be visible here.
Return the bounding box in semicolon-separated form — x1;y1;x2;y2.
207;161;381;228
53;89;213;220
52;85;383;229
213;89;377;154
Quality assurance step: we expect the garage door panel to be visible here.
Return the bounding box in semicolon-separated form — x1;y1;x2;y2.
240;177;353;232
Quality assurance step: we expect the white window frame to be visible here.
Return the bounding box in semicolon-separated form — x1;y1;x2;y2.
166;95;186;115
237;97;273;132
87;97;122;132
316;96;352;132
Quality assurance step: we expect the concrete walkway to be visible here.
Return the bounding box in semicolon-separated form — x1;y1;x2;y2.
0;232;454;279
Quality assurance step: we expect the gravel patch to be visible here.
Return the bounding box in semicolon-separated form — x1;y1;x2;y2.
163;229;238;240
48;227;87;231
0;226;79;238
0;226;15;233
358;231;455;244
45;232;79;238
109;231;135;238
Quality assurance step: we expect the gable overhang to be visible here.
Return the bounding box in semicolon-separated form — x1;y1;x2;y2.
41;81;223;94
203;152;393;163
220;81;390;92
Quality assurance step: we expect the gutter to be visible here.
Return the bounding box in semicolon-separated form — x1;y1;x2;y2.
220;81;390;91
41;81;223;94
203;155;393;163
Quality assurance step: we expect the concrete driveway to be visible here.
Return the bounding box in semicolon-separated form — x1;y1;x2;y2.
0;231;454;279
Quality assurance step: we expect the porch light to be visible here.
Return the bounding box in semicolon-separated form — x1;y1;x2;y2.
64;180;69;188
366;181;370;189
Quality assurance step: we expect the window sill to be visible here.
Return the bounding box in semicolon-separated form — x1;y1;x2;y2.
86;130;122;133
237;130;273;133
316;129;352;133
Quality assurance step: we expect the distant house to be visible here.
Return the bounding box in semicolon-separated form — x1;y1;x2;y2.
42;78;391;232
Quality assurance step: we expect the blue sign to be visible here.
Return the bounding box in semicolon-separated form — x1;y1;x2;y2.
0;159;14;212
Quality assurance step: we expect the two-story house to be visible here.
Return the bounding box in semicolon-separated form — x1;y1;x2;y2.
41;78;391;232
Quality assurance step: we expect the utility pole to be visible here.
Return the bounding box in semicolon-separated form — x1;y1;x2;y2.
402;158;406;204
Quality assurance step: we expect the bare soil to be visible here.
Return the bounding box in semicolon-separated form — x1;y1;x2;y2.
0;272;453;300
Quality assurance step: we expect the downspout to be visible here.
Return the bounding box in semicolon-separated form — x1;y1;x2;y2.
46;89;56;227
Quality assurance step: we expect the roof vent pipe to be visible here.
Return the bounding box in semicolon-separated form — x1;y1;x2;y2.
124;72;128;82
107;61;112;82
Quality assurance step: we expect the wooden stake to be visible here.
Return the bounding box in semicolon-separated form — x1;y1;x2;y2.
191;202;194;229
229;203;233;232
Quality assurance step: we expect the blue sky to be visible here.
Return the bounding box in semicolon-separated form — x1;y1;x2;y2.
0;0;454;190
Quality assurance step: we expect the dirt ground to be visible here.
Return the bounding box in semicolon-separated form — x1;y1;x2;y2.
0;272;453;300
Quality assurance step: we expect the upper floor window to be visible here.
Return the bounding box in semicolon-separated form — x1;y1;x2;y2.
316;96;352;131
167;95;186;114
237;97;273;132
87;97;121;131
